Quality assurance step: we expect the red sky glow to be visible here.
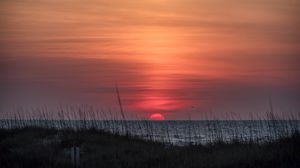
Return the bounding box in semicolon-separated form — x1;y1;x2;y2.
1;0;300;119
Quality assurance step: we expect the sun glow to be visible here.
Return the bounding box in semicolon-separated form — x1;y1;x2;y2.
134;96;185;111
150;113;165;121
1;0;298;120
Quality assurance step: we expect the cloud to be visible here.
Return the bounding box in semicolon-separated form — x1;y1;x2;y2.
1;0;299;119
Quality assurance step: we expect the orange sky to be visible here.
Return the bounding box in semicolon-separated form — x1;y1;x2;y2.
1;0;300;119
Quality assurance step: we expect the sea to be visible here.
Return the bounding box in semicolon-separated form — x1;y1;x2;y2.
1;120;299;145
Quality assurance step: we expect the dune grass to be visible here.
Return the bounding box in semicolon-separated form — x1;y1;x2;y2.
0;127;299;168
0;104;299;167
1;104;299;144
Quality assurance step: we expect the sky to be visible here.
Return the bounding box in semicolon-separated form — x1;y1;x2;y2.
1;0;300;120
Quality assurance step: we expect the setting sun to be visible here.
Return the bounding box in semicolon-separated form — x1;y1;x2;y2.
149;113;165;121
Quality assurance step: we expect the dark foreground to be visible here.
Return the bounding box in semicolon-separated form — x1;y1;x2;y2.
0;128;299;168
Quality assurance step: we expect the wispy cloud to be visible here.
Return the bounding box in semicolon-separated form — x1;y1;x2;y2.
1;0;299;119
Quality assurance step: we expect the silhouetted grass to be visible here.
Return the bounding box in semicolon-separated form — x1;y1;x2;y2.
0;104;299;167
1;104;299;145
0;127;299;168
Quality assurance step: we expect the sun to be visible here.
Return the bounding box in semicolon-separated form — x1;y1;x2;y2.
149;113;165;121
